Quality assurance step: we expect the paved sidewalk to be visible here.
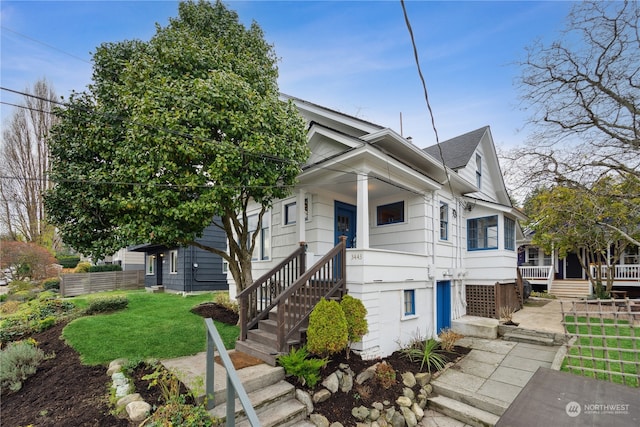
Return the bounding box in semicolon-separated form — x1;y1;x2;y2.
511;298;567;334
430;337;562;418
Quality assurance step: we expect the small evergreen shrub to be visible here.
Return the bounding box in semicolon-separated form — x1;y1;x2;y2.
8;280;37;294
42;277;60;291
307;298;348;357
74;262;92;273
56;255;80;269
87;264;122;272
85;295;129;315
277;346;327;388
375;362;397;389
340;295;368;358
0;294;7;303
0;340;46;393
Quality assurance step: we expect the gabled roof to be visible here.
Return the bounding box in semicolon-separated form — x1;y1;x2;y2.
423;126;489;170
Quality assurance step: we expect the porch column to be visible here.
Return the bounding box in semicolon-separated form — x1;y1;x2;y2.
296;189;306;243
357;173;369;249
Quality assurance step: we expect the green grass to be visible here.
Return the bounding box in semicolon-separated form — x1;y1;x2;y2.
562;316;639;387
63;291;239;366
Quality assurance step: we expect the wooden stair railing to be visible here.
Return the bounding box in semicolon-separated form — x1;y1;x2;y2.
274;236;347;352
237;242;307;342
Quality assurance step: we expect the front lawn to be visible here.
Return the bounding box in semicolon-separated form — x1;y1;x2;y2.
63;291;239;365
562;316;639;387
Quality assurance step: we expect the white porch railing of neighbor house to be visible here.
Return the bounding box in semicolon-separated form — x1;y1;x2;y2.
590;264;640;281
518;265;552;280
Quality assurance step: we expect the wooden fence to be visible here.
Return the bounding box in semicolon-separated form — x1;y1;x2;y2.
466;281;523;319
60;271;145;297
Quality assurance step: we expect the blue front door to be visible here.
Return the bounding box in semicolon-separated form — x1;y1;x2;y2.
436;280;451;332
335;201;357;248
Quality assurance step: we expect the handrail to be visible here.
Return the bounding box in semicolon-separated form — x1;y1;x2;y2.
238;242;306;340
275;236;347;352
546;265;554;294
204;318;260;426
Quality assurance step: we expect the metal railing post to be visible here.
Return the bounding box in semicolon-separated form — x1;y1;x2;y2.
206;331;215;410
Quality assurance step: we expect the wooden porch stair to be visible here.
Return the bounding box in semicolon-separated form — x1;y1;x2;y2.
236;237;347;366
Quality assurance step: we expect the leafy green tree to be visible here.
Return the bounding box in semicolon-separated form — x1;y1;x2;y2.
527;174;640;293
45;1;309;293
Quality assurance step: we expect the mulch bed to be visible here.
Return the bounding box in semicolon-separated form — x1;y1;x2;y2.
2;301;469;427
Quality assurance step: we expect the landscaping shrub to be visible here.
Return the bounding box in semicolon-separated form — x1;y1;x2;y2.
0;297;77;343
340;295;368;359
8;280;37;294
74;262;92;273
401;337;447;373
0;294;7;303
375;362;397;389
213;292;238;313
87;264;122;272
277;346;327;388
307;298;348;357
0;240;56;281
42;277;60;291
85;295;129;315
55;254;80;269
0;339;46;393
438;329;463;352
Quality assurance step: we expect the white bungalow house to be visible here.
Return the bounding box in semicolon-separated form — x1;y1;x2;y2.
232;96;525;363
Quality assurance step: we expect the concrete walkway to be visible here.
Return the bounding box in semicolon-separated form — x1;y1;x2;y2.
511;297;567;334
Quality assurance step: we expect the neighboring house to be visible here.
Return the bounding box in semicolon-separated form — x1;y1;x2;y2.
233;95;525;360
130;222;228;293
105;248;145;271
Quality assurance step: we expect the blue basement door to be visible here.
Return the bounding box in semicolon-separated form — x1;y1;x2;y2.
436;280;451;333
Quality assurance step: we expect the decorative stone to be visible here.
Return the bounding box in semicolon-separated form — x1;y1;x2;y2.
411;402;424;421
415;372;431;387
356;365;376;385
116;393;142;408
111;372;130;398
313;389;332;403
377;419;389;427
400;406;417;427
417;396;427;409
371;422;381;427
108;358;128;369
329;423;344;427
356;423;370;427
370;408;381;421
296;388;314;413
402;387;415;401
401;372;416;388
107;364;122;376
310;413;330;427
390;411;406;427
126;401;151;423
383;400;391;406
396;396;412;407
352;405;370;421
385;407;395;422
339;363;350;370
372;401;384;411
422;384;433;396
322;372;340;393
340;371;353;393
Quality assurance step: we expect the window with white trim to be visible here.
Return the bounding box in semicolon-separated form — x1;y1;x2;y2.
528;247;539;265
249;213;271;260
440;203;449;240
377;201;404;225
504;217;515;251
476;154;482;189
284;198;309;225
467;215;498;250
146;255;155;275
169;250;178;274
404;289;416;316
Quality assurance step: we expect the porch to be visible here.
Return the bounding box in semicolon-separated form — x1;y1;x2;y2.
518;264;640;298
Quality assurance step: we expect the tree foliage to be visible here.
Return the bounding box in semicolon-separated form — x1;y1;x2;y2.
505;1;639;194
45;1;309;292
0;79;59;247
0;240;57;281
526;174;640;292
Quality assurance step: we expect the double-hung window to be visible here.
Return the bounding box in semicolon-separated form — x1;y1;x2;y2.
146;255;155;275
467;215;498;250
248;213;271;260
440;203;449;240
169;250;178;274
284;198;309;225
504;217;515;250
404;290;416;316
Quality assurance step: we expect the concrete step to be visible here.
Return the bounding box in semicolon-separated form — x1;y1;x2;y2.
428;395;500;427
431;379;510;416
452;315;499;339
210;380;305;426
235;398;308;427
502;332;555;346
247;328;277;347
206;363;285;405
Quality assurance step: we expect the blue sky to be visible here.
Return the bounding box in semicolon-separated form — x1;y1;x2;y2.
1;0;575;149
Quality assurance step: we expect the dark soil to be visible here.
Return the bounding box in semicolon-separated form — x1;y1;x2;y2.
1;304;468;427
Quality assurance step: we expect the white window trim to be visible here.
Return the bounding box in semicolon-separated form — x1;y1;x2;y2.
169;250;178;274
146;255;155;275
376;200;407;227
401;289;419;320
282;196;311;227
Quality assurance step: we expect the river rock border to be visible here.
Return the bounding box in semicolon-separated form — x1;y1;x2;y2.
298;361;434;427
107;358;152;423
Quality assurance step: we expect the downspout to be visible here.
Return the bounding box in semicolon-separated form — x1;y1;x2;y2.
431;193;438;338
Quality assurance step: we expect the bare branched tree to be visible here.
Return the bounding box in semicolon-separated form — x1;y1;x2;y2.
504;0;639;195
0;79;59;246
